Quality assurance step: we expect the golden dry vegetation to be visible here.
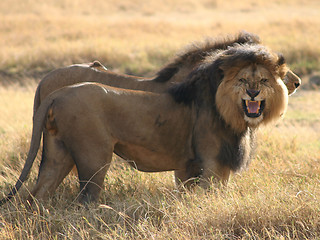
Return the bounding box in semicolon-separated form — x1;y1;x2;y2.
0;0;319;239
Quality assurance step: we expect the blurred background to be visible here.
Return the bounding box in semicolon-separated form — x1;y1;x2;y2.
1;0;319;85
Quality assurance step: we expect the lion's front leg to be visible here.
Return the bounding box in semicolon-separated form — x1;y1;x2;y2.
174;160;230;191
198;160;231;189
174;158;203;190
192;128;231;189
174;156;230;190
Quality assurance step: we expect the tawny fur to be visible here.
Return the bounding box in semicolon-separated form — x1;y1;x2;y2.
1;44;291;205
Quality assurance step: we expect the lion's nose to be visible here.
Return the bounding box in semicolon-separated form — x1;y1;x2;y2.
246;89;260;99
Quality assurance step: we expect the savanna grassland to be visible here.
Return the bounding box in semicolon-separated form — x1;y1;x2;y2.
0;0;320;239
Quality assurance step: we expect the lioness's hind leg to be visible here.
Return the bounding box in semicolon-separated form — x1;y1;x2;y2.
29;133;75;202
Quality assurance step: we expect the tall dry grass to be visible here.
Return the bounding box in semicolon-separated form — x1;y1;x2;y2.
0;0;320;239
0;86;319;239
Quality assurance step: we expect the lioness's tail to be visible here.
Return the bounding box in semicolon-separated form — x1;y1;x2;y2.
0;96;54;206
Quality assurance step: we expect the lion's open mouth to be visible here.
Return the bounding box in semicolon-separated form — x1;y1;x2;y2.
242;100;265;118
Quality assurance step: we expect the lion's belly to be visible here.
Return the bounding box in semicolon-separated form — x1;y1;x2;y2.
114;143;185;172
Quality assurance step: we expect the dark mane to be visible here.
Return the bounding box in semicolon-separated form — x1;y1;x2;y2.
168;43;287;106
168;57;223;107
153;31;261;82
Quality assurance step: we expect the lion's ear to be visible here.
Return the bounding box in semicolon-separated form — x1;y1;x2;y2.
277;53;286;66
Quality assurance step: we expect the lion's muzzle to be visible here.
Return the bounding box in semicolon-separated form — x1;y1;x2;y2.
246;89;260;100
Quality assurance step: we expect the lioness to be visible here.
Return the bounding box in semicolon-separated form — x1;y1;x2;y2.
1;44;289;204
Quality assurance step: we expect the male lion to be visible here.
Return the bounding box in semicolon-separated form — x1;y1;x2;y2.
1;44;289;204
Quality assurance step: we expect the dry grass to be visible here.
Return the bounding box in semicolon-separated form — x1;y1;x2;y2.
0;87;319;239
0;0;320;239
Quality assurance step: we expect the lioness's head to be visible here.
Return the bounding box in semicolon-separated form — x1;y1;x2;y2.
283;70;301;95
214;44;289;132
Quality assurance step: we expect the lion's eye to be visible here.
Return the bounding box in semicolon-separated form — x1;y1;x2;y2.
239;78;246;83
261;78;268;83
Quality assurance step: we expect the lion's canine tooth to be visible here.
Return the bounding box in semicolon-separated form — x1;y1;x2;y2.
246;100;261;113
